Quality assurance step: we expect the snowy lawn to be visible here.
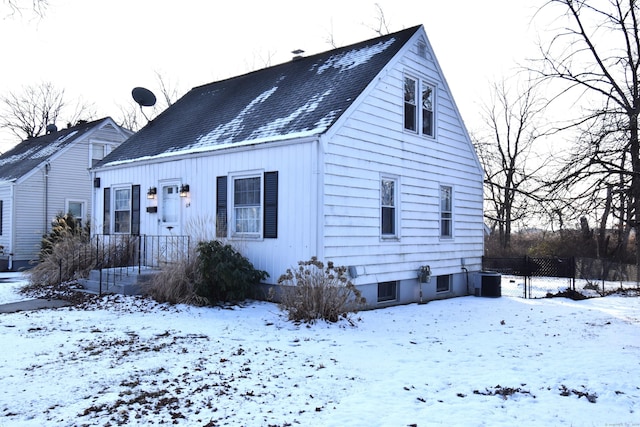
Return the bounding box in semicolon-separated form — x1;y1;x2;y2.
0;273;638;426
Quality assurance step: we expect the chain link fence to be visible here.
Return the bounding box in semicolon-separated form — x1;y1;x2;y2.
483;256;640;298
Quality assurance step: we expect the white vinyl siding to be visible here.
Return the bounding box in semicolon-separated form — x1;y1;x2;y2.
93;141;316;282
321;32;483;285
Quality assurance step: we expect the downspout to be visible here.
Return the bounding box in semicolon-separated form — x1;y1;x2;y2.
44;162;50;233
8;183;14;271
314;137;325;261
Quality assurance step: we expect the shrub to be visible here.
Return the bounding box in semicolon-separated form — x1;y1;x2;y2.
29;232;95;288
144;247;208;305
29;213;94;287
195;240;268;304
276;257;366;323
39;212;89;261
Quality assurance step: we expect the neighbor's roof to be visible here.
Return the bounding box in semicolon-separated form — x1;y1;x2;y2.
98;25;422;167
0;117;116;181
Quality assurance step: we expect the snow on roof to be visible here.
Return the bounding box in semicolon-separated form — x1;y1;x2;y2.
0;120;106;181
314;38;396;74
96;26;421;168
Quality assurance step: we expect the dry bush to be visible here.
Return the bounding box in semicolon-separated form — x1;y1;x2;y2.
29;234;96;287
276;257;366;323
143;247;208;306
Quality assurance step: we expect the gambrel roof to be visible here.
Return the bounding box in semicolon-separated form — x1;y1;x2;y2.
0;117;128;182
98;25;422;167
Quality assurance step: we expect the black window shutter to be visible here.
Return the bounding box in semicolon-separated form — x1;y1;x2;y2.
216;176;227;237
0;200;3;236
263;171;278;238
131;185;141;236
103;188;111;234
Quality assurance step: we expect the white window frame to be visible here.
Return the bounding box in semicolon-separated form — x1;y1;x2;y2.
66;199;85;226
380;175;399;239
404;74;436;138
231;172;263;238
90;140;113;167
440;185;453;238
113;187;131;234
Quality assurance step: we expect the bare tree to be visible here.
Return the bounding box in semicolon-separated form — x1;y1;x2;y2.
3;0;49;16
370;3;391;36
116;72;183;132
474;76;548;251
532;0;640;261
0;81;94;141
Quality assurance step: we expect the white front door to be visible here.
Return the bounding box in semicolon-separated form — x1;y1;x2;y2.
160;184;180;235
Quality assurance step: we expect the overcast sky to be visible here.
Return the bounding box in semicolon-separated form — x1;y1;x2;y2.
0;0;545;151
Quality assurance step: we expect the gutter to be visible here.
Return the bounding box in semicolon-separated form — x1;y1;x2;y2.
94;135;322;172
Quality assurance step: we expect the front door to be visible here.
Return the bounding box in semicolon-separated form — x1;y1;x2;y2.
161;184;180;235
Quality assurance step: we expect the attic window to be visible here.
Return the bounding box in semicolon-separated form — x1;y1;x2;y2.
417;42;427;59
404;75;435;138
92;143;109;167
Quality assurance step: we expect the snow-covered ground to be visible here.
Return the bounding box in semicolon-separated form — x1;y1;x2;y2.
0;273;638;426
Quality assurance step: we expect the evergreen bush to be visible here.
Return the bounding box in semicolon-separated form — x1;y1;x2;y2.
39;212;89;261
195;240;268;304
30;212;93;287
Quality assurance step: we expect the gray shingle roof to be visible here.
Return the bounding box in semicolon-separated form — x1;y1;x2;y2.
98;25;421;167
0;117;113;182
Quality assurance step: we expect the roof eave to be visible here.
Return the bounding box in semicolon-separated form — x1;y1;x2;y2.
94;133;323;172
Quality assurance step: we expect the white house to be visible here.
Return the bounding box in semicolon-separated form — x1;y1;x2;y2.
0;117;132;270
91;25;485;306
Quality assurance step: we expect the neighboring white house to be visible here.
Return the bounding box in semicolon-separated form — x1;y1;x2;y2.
92;25;485;306
0;117;132;270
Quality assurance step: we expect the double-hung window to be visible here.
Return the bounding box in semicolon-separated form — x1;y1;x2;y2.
217;172;278;239
67;200;85;228
104;186;140;235
440;185;452;238
404;76;435;137
114;188;131;233
234;176;261;235
381;176;398;238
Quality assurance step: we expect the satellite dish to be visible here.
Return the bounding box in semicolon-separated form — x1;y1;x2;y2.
46;124;57;134
131;87;157;107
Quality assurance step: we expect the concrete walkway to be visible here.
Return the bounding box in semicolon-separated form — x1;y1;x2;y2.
0;272;72;313
0;298;71;313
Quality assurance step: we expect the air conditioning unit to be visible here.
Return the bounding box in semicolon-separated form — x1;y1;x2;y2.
475;271;502;297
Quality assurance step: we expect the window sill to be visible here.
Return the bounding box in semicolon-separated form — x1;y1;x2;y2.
231;234;263;241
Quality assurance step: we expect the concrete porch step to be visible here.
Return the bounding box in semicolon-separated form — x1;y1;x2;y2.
78;267;160;295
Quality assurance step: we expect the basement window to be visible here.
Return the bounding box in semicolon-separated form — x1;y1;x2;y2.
437;275;451;293
378;281;398;302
